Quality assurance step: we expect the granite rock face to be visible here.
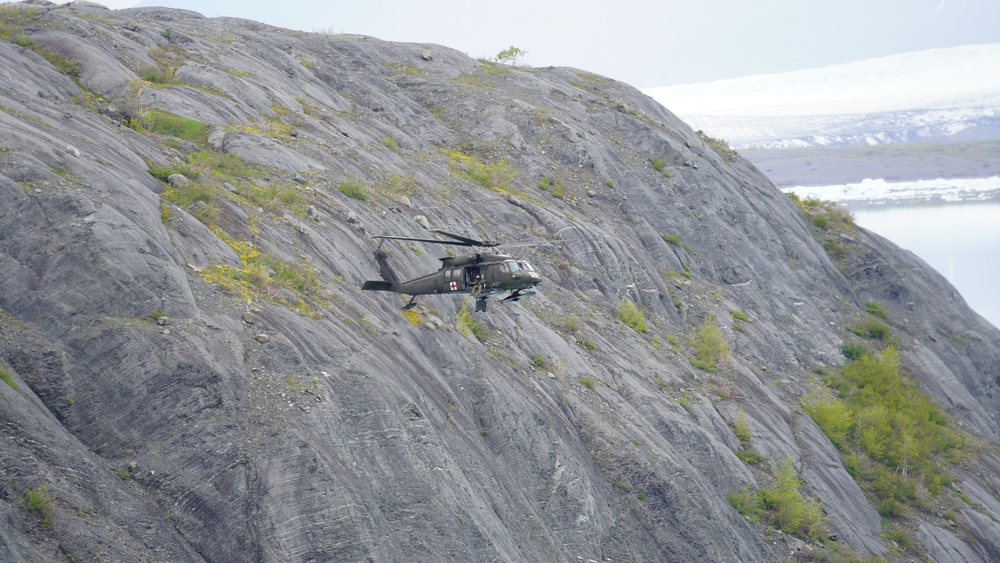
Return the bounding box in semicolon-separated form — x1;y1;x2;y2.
1;2;999;561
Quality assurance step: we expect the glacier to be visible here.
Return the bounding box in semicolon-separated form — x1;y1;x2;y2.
643;44;1000;149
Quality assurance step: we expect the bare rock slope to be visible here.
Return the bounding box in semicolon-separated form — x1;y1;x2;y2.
1;2;998;561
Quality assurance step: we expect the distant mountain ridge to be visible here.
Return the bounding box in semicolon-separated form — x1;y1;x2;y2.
644;44;1000;149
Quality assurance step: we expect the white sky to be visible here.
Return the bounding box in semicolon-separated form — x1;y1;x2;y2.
73;1;1000;88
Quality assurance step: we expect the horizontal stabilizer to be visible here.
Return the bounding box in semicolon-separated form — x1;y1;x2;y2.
362;280;393;291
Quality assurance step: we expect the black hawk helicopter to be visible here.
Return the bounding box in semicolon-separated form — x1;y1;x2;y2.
361;229;541;312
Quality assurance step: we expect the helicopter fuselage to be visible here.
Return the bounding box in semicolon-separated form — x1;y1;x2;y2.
362;251;540;309
388;253;539;295
361;230;544;311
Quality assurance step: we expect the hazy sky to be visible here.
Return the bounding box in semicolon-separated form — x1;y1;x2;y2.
89;0;1000;88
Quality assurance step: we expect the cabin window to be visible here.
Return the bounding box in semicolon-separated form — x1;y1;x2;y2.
499;263;508;273
518;262;534;271
508;261;521;272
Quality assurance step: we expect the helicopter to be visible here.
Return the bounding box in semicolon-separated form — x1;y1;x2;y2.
361;229;542;312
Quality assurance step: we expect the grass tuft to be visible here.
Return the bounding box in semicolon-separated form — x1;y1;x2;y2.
130;110;206;141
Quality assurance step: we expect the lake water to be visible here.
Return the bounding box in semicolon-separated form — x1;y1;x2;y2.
785;178;1000;330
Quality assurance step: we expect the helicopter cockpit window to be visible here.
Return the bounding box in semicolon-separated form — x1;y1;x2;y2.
498;263;509;273
518;262;534;271
508;261;521;272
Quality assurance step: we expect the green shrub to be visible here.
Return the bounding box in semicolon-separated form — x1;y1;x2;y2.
560;316;582;333
949;334;970;346
729;309;750;322
616;297;647;333
138;65;175;84
199;227;318;311
493;45;528;65
0;366;18;389
161;180;214;204
579;376;595;390
337;180;368;200
455;301;487;341
0;6;34;41
687;314;727;372
841;342;868;360
581;339;597;351
537;176;565;198
736;450;764;464
531;353;545;367
148;163;199;182
240;183;305;215
760;458;826;540
727;485;764;522
695;130;738;161
731;407;763;464
729;459;826;541
806;346;965;515
186;151;257;180
380;133;399;152
24;485;54;528
848;318;891;341
823;238;849;261
732;407;751;445
865;301;887;318
803;387;852;450
447;150;516;194
661;233;691;251
826;205;855;228
882;523;916;551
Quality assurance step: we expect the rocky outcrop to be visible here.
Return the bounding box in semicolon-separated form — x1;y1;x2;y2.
1;2;998;561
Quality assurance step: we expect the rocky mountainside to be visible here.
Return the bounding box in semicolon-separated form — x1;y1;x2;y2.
1;2;999;561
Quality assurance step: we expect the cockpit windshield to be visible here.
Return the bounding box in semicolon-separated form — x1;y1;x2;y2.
505;260;535;272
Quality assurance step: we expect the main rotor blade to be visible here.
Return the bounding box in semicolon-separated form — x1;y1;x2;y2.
497;240;559;248
374;235;478;246
429;229;499;247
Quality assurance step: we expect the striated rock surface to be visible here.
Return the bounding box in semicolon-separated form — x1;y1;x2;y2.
1;2;998;561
